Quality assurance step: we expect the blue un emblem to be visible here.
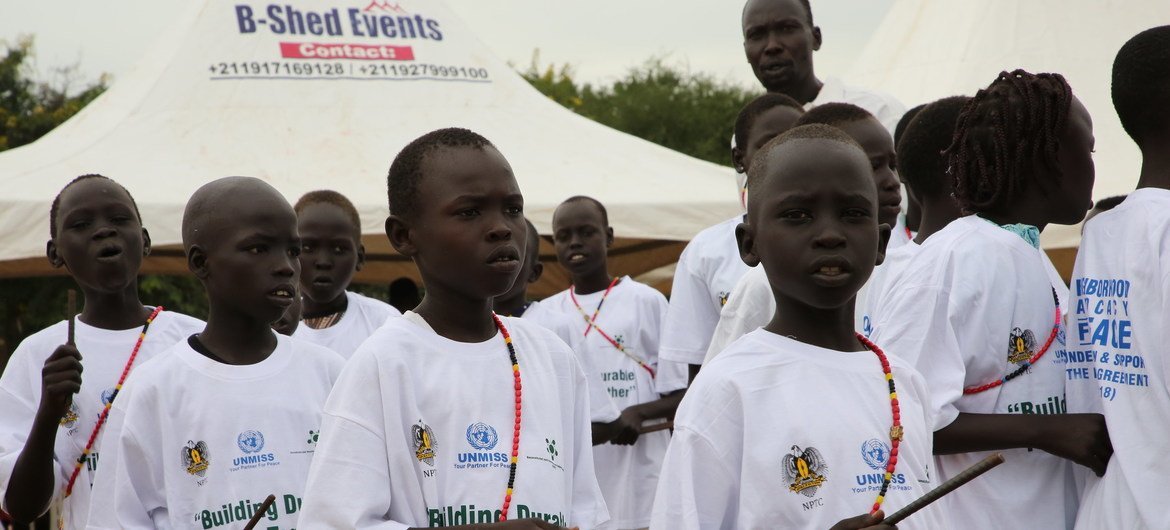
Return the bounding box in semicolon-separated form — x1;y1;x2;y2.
466;422;499;450
861;438;889;470
237;430;265;454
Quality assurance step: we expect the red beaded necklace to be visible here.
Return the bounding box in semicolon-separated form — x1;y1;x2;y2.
64;306;163;497
856;333;902;514
491;313;523;521
569;278;656;378
963;287;1061;394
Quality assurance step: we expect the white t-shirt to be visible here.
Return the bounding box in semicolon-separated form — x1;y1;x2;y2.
659;216;751;382
0;310;203;530
652;330;944;530
870;215;1077;530
297;313;608;529
704;267;873;364
1064;189;1170;530
543;278;672;528
86;333;343;529
522;300;621;424
860;241;920;338
293;290;401;359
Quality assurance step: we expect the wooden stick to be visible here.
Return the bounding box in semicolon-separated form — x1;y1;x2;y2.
243;494;277;530
66;289;77;345
881;453;1005;525
638;420;673;434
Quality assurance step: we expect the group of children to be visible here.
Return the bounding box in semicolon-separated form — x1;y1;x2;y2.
0;22;1166;530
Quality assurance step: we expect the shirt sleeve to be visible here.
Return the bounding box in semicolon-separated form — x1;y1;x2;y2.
563;328;620;423
0;335;61;512
649;427;739;530
871;283;967;430
298;352;409;530
660;243;720;365
87;389;167;529
566;350;612;530
703;269;770;365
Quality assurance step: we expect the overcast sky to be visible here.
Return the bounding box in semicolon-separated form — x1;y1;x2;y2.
2;0;894;90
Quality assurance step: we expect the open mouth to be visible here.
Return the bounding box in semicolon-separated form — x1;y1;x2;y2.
486;246;521;270
567;252;587;264
760;61;792;76
809;257;853;286
268;286;296;305
96;245;123;259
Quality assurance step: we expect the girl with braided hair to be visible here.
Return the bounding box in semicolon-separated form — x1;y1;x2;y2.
869;70;1109;530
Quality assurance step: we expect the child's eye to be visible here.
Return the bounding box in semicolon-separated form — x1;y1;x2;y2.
780;210;812;221
248;246;265;255
332;245;346;255
302;244;314;253
843;208;870;218
457;208;480;218
505;206;523;216
288;246;301;258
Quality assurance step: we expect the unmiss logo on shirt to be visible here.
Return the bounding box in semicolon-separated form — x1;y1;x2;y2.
782;444;827;498
860;438;890;470
237;430;265;454
1007;327;1037;364
466;422;499;450
182;440;211;477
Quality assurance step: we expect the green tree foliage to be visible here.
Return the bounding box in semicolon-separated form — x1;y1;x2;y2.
520;55;758;166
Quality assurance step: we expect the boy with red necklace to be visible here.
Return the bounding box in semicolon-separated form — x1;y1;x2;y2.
299;128;608;529
870;71;1110;530
0;175;203;529
543;196;685;530
86;177;344;528
651;124;941;529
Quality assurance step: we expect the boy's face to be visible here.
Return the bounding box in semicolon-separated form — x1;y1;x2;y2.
735;105;805;173
552;200;612;281
48;178;149;294
741;139;885;311
742;0;821;93
836;117;902;228
389;146;526;302
1049;96;1096;225
297;202;363;304
200;192;301;325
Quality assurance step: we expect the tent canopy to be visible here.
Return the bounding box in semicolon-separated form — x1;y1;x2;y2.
849;0;1170;253
0;0;741;297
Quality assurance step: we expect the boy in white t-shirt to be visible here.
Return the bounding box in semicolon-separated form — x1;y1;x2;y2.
0;175;203;530
292;190;401;358
495;219;622;433
86;177;345;529
657;93;805;394
298;128;608;529
1066;26;1170;530
862;96;968;332
653;124;942;530
706;103;903;361
543;196;684;530
870;70;1111;530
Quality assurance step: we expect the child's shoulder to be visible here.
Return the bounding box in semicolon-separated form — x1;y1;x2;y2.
619;277;667;303
152;310;206;336
347;290;402;318
4;320;70;373
284;334;346;368
501;316;575;362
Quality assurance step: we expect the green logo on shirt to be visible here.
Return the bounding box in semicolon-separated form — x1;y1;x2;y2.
545;438;558;461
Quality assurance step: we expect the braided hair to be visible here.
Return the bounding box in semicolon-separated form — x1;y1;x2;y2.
944;70;1072;213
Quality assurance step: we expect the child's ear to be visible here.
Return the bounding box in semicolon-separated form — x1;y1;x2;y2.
875;222;892;266
46;240;65;268
355;241;367;271
736;221;760;267
187;245;210;279
528;261;544;284
812;26;823;51
385;215;417;257
142;228;152;256
604;227;614;248
731;146;746;174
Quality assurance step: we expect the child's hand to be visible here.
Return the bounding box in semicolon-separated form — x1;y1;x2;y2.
1038;413;1112;476
829;510;896;530
610;407;645;445
37;342;83;422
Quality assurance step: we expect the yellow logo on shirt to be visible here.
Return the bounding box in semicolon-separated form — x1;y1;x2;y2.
718;291;730;306
413;420;437;466
59;402;79;429
1007;327;1037;364
782;445;827;497
182;440;210;477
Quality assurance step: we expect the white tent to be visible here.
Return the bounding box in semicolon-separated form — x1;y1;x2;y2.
849;0;1170;275
0;0;740;296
